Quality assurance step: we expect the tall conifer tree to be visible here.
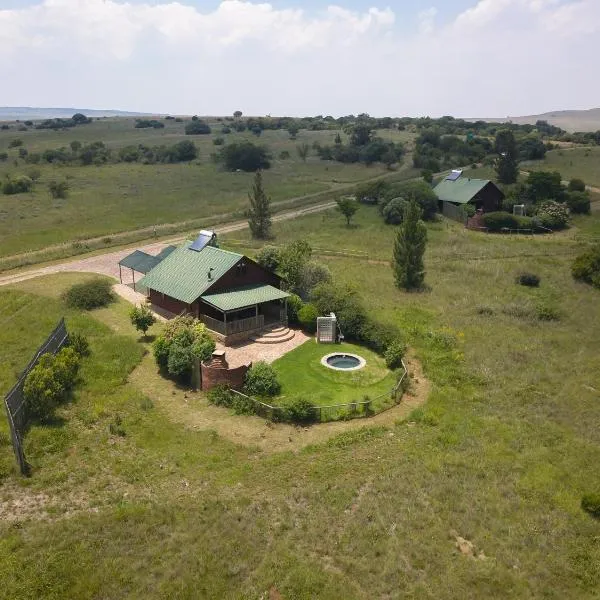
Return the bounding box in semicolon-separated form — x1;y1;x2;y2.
247;170;272;239
392;200;427;290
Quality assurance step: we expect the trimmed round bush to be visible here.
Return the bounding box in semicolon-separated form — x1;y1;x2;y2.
568;178;586;192
298;303;318;333
516;272;540;287
244;361;281;397
581;493;600;518
384;339;407;369
63;278;114;310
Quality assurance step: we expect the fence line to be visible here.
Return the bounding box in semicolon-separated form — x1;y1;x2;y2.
230;358;408;424
4;318;69;475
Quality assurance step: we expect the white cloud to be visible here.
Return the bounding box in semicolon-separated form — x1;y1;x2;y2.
0;0;598;117
417;7;437;35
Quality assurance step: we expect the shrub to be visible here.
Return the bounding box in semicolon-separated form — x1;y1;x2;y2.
283;396;316;424
213;136;225;146
218;141;270;171
153;337;170;370
286;293;303;325
535;301;560;321
298;303;318;333
482;211;520;231
9;138;23;147
279;150;290;160
360;319;402;354
0;152;7;161
384;339;407;369
581;493;600;518
68;332;90;357
516;272;540;287
63;278;114;310
2;175;33;195
568;178;586;192
566;191;591;215
23;348;80;422
108;414;126;437
382;197;407;225
537;201;569;230
23;355;65;421
572;244;600;288
207;384;234;407
244;362;281;397
48;180;69;199
152;316;215;380
185;120;211;135
167;341;195;379
231;393;255;416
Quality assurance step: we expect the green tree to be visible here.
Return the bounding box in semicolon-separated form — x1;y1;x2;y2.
70;140;82;153
296;143;310;162
336;196;359;226
288;124;300;139
233;110;243;119
526;171;565;203
219;142;270;171
334;132;342;145
494;129;519;184
185;120;211;135
392;199;427;290
247;170;272;239
129;304;156;337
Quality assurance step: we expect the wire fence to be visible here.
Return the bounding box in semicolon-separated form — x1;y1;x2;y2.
4;318;69;475
230;358;409;424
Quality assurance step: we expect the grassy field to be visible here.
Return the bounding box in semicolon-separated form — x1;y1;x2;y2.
271;340;397;410
0;187;599;597
0;119;415;258
522;146;600;188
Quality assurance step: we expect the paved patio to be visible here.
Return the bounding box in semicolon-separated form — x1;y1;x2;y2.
113;282;310;366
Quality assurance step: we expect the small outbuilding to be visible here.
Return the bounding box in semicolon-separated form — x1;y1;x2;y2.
434;170;504;215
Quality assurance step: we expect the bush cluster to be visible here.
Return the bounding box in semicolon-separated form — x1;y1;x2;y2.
152;316;216;382
572;244;600;289
63;279;114;310
218;141;270;171
135;119;164;129
516;272;540;287
2;175;33;195
244;362;281;397
185;120;211;135
566;191;591;215
23;347;81;422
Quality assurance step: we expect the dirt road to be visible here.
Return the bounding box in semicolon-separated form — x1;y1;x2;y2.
0;201;337;288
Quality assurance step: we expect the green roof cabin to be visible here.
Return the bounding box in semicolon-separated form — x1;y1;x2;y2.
137;231;289;344
434;170;504;214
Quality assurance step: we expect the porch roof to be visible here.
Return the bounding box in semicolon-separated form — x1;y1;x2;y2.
201;284;289;312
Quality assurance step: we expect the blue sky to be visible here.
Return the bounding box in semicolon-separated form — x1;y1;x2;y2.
0;0;598;117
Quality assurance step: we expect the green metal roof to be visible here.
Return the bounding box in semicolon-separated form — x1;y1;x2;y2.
434;177;491;205
138;243;243;304
202;284;290;312
118;247;176;274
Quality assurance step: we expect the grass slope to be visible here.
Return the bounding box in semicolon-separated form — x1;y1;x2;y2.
0;196;600;597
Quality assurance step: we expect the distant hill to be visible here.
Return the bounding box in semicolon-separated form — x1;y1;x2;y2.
469;108;600;133
0;107;153;121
